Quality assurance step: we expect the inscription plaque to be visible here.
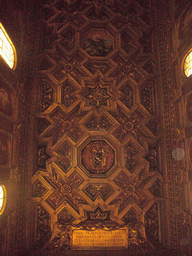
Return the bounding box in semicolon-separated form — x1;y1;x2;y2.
71;228;128;249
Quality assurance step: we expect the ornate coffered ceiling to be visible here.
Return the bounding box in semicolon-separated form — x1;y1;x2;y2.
32;0;161;250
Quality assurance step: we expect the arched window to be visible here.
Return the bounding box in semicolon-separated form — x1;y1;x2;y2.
0;23;17;70
184;50;192;77
0;185;6;215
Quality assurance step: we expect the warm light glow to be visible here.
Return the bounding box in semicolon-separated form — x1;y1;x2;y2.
0;185;6;215
184;51;192;77
0;23;17;69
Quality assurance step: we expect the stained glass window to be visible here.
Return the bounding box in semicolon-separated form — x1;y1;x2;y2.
184;51;192;77
0;185;6;215
0;23;17;70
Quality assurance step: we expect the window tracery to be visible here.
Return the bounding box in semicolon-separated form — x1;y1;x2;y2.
0;23;16;70
184;50;192;77
0;185;6;215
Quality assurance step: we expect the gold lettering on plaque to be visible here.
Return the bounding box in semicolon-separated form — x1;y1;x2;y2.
71;228;128;249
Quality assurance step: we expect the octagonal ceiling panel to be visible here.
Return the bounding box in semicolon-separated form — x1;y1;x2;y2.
82;140;115;175
78;138;117;178
80;29;114;57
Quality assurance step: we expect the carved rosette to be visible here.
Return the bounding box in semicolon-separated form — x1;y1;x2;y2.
44;171;86;212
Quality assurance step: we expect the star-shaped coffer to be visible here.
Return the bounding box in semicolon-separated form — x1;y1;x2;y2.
81;79;116;111
110;171;151;213
86;84;110;108
41;105;84;144
34;171;87;214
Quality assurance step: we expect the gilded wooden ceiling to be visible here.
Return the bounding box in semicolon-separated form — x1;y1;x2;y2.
32;0;161;251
